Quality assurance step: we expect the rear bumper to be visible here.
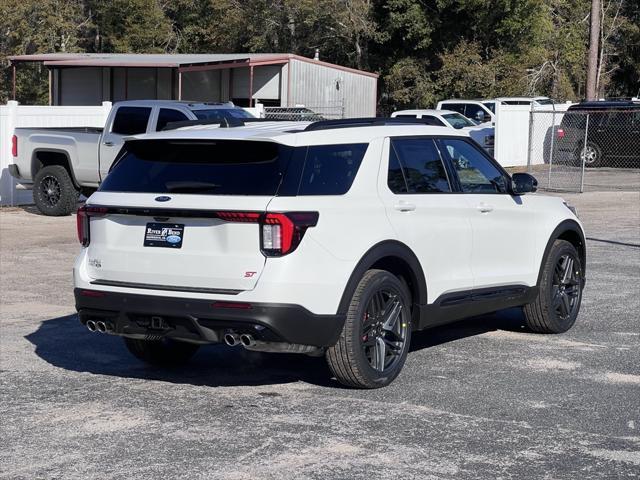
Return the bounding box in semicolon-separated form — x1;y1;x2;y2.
74;288;345;347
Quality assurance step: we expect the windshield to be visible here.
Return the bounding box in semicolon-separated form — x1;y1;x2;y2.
193;108;254;120
442;113;476;128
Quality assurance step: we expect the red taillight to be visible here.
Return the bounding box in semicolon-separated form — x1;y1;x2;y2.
77;206;89;246
557;128;565;139
261;212;319;256
11;135;17;157
76;205;107;246
215;210;319;256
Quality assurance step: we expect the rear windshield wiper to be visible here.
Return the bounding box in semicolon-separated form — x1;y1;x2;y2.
165;181;222;193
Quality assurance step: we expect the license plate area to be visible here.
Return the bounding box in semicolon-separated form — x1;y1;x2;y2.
143;222;184;248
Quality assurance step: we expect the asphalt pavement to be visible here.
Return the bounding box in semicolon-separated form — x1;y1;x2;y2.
1;191;639;479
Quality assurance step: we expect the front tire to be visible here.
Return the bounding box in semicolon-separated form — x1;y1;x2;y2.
123;338;200;366
326;270;412;389
33;165;80;216
524;240;583;333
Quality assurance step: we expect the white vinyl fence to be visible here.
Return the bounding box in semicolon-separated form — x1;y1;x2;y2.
493;102;573;167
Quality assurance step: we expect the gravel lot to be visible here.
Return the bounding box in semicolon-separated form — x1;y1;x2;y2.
1;190;639;479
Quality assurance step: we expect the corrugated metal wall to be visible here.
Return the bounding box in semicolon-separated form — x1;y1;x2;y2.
288;59;377;117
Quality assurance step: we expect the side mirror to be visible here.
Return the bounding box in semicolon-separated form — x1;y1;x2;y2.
483;113;492;123
511;173;538;195
475;111;485;122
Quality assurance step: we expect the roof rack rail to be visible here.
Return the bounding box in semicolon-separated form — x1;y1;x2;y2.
162;117;293;131
303;117;444;131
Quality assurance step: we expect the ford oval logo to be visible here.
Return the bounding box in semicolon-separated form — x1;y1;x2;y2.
166;235;181;244
155;196;171;202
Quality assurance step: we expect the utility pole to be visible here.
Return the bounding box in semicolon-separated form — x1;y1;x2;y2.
586;0;601;100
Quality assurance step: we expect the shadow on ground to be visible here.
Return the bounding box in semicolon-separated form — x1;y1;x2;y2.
26;309;528;389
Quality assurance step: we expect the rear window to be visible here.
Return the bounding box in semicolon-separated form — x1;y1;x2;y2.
100;140;367;196
193;109;254;120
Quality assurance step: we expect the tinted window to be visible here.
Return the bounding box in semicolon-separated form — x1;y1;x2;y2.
440;139;507;193
441;103;466;115
395;114;418;118
463;104;488;122
111;107;152;135
101;140;292;196
388;147;408;193
420;116;446;127
193;109;253;120
390;138;450;193
297;144;367;195
483;102;496;113
156;109;189;131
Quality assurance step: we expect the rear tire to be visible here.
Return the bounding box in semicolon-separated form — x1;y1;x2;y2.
579;142;603;168
326;269;412;389
524;240;583;333
123;338;200;366
33;165;79;216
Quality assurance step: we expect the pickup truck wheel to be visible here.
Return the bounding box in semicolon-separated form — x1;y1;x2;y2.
524;240;583;333
326;269;412;389
33;165;79;216
123;337;200;366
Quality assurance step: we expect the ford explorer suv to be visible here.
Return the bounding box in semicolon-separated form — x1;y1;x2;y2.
74;118;586;389
9;100;255;216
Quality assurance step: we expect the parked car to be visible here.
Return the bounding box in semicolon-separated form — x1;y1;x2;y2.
74;117;586;389
9;100;255;215
436;99;495;124
554;100;640;167
264;107;324;121
391;109;495;155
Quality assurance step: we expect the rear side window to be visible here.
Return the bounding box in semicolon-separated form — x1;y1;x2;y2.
388;138;451;193
111;107;152;135
193;109;254;120
101;140;292;196
441;103;466;115
297;144;368;195
156;109;189;131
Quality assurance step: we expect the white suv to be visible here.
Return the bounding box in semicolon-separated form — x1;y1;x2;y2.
74;118;586;388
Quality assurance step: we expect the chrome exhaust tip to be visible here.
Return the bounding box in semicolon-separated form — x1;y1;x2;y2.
224;333;241;347
240;334;256;348
96;321;107;333
86;320;97;332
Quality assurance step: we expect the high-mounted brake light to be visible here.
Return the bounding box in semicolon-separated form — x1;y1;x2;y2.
76;205;108;246
557;128;565;139
11;135;17;157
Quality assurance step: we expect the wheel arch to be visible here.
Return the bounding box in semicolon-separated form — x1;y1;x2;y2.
337;240;428;319
32;149;79;188
537;219;586;286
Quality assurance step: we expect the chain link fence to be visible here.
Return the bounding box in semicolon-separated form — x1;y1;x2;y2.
264;103;344;121
528;109;640;192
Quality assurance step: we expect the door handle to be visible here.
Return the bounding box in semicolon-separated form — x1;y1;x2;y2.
103;141;114;147
394;202;416;212
476;203;494;213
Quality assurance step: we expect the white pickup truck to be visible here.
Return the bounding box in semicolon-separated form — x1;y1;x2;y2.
9;100;255;215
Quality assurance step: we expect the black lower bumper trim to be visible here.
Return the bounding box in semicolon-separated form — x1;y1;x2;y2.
75;288;344;347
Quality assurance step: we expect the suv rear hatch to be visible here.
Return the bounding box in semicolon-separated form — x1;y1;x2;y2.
82;139;297;293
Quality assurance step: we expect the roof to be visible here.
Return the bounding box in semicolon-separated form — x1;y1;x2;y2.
8;53;378;78
569;100;640;110
131;122;467;147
